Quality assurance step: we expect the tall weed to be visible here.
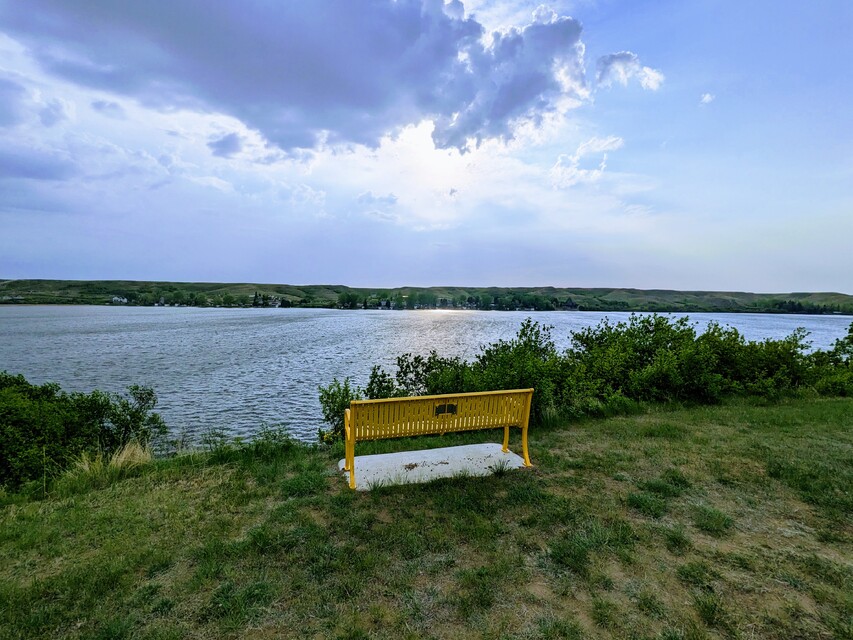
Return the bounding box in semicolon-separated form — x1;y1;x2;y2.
57;442;153;494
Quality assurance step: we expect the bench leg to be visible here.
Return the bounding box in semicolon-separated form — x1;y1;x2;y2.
521;391;533;467
344;408;356;488
502;425;510;453
347;438;356;489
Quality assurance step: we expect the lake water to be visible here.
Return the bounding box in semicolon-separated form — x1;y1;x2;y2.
1;306;850;442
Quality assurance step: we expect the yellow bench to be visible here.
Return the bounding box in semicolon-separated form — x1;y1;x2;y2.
343;388;534;489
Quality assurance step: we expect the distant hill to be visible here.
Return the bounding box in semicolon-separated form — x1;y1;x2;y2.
1;279;852;315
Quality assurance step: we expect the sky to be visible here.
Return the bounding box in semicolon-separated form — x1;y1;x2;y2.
0;0;851;293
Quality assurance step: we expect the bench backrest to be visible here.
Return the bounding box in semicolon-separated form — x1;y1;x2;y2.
349;388;533;442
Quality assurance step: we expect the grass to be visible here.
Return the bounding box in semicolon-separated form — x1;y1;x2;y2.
692;504;734;537
40;442;156;498
0;397;851;639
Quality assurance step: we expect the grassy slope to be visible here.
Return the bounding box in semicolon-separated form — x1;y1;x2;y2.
2;279;853;312
1;398;851;640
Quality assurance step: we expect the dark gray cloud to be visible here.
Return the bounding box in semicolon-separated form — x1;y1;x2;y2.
0;146;77;180
0;0;587;151
0;77;27;126
91;99;126;118
207;133;243;158
433;14;585;149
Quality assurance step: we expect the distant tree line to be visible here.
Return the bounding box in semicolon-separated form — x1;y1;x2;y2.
106;288;300;308
337;292;853;314
337;291;577;311
3;280;852;315
768;300;848;315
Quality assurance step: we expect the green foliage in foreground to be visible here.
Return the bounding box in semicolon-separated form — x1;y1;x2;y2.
1;399;851;639
317;378;363;444
0;373;166;491
319;315;853;442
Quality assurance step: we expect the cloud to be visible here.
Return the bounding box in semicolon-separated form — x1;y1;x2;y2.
0;145;77;180
532;5;558;24
576;135;624;156
700;92;715;105
278;182;326;216
39;98;69;126
356;191;399;222
187;175;233;192
551;135;623;188
0;1;589;152
596;51;664;90
431;13;588;150
91;99;126;119
207;132;243;158
357;191;398;206
444;0;464;20
0;77;26;126
0;75;70;127
364;209;399;222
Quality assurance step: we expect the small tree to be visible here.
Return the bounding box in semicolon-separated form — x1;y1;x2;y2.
102;385;168;454
317;378;362;443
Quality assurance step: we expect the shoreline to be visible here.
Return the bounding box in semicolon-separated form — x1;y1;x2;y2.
2;279;853;315
2;302;852;316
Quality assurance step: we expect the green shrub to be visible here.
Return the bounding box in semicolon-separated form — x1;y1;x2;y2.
317;378;362;444
395;351;475;397
316;317;853;443
813;370;853;396
101;385;166;453
472;319;562;422
0;373;167;490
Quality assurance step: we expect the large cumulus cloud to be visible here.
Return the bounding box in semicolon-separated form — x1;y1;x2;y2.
0;0;588;152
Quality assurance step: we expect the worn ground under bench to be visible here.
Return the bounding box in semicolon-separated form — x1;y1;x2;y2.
338;442;527;491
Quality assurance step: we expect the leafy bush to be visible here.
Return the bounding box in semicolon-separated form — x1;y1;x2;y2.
0;372;167;490
472;319;561;422
393;352;475;397
317;377;362;444
101;385;167;454
810;323;853;396
317;317;853;442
